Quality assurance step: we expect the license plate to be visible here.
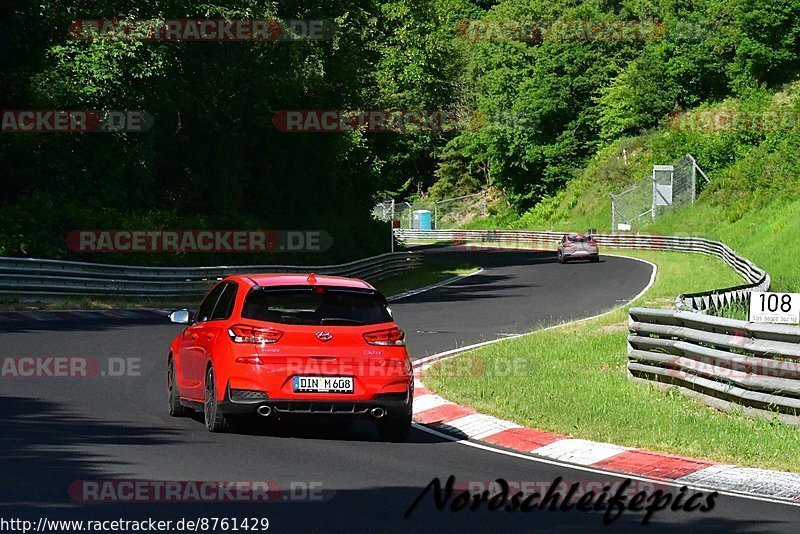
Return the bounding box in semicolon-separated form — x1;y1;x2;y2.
293;376;354;393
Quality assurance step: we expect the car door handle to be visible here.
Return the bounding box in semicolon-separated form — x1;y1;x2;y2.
205;334;214;340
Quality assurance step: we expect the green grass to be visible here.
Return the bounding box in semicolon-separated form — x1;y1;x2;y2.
373;259;477;297
649;196;800;292
505;85;800;242
709;302;750;321
422;80;800;469
470;86;800;295
503;134;662;232
424;249;800;472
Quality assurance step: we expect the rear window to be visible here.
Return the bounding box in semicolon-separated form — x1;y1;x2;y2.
241;287;392;326
568;234;590;242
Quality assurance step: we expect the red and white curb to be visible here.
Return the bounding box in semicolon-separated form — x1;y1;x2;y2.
411;368;800;504
407;254;800;505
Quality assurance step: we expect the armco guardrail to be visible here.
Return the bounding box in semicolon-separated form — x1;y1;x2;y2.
0;252;423;297
395;229;770;312
628;308;800;425
396;227;790;423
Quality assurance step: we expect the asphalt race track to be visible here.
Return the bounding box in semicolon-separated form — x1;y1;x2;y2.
1;247;798;533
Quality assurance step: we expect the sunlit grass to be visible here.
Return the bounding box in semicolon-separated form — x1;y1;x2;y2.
424;249;800;472
369;259;477;297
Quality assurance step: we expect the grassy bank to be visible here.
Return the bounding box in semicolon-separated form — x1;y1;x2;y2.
648;197;800;292
423;249;800;472
462;85;800;294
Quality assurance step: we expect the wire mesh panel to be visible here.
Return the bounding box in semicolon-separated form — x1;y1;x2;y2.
611;154;705;234
374;192;488;230
652;165;673;205
434;192;487;229
372;201;416;228
371;202;393;221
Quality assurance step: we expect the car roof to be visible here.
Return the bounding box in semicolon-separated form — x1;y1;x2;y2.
228;273;375;290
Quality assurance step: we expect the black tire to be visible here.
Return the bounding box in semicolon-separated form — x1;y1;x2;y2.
377;413;411;442
590;256;600;263
168;358;190;417
557;252;564;264
204;367;230;432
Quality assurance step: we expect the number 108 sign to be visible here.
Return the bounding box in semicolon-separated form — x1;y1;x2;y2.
749;292;800;324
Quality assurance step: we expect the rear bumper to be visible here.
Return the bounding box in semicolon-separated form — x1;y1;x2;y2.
563;252;599;261
219;381;413;419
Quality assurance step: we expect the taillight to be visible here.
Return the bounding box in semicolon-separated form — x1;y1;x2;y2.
228;324;284;344
363;327;406;346
588;241;598;247
235;356;264;365
562;242;572;248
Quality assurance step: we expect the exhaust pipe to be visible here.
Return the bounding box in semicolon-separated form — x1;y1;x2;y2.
370;407;386;419
257;405;272;417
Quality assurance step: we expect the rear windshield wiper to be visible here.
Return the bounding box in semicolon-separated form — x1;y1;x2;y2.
319;318;366;325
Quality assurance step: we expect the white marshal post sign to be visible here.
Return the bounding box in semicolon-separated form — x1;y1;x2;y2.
749;292;800;324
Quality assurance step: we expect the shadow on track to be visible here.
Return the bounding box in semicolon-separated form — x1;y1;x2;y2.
181;413;450;445
0;316;176;334
0;395;180;505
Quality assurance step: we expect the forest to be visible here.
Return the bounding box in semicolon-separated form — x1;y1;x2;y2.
1;0;799;263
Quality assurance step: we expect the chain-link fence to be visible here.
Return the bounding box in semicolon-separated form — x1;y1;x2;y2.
372;201;417;229
610;154;709;234
433;192;487;229
373;192;488;230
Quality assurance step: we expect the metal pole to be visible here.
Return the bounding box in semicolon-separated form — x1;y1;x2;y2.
434;203;438;230
651;167;657;221
609;194;616;235
690;160;697;204
390;199;395;252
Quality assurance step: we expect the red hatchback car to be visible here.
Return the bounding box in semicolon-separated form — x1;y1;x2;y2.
167;273;413;441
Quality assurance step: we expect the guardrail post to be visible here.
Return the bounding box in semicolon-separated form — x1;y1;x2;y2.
390;199;395;253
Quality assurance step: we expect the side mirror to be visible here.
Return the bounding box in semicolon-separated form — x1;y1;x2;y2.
169;309;191;325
